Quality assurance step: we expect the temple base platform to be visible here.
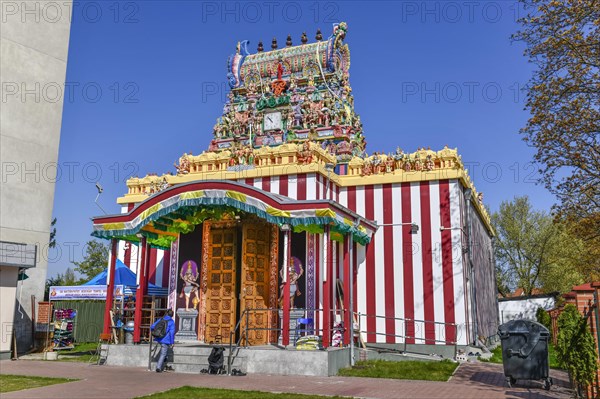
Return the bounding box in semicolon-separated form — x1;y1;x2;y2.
105;342;351;376
104;341;468;376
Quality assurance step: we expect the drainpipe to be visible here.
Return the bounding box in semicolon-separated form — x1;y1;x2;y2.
464;189;478;346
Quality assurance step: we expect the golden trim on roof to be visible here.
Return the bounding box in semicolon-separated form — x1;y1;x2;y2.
118;144;493;234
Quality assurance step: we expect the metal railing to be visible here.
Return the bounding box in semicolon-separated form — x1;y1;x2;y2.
227;308;249;375
239;307;331;347
225;307;459;359
356;312;459;359
142;307;461;374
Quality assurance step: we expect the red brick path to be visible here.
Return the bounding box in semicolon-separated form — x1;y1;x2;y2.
0;360;573;399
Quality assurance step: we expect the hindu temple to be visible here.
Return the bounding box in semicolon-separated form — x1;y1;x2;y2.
92;23;498;365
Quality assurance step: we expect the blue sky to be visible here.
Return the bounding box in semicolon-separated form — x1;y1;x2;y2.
49;0;553;277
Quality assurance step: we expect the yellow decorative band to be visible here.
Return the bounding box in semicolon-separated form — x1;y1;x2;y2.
180;190;204;200
140;203;162;221
103;222;125;230
316;209;335;218
226;191;247;203
266;206;290;218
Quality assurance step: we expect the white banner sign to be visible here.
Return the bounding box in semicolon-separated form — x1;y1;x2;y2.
49;285;124;300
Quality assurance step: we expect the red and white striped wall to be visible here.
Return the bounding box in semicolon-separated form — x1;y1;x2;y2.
238;173;337;201
238;173;471;345
118;174;477;345
310;178;470;346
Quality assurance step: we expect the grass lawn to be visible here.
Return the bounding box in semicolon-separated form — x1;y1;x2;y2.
484;345;504;364
0;374;76;393
57;342;98;362
483;343;562;369
337;359;459;381
136;386;351;399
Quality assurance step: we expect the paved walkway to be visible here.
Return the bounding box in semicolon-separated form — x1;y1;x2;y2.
0;360;573;399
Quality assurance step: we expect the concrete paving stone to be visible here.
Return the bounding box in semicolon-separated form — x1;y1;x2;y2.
0;359;573;399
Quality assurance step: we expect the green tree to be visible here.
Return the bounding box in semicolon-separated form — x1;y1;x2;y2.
43;268;81;300
63;267;79;285
492;196;583;295
556;304;598;394
563;217;600;282
44;274;63;301
513;0;600;276
537;229;585;294
73;240;109;281
535;307;551;332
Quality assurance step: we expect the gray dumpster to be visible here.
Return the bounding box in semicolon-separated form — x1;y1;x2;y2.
498;319;552;390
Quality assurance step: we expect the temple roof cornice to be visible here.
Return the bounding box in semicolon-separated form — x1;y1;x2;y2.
118;144;493;235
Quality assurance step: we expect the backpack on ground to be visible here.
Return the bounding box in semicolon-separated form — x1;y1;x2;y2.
152;318;167;339
207;346;225;374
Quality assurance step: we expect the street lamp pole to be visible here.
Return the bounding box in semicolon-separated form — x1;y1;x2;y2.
94;182;107;215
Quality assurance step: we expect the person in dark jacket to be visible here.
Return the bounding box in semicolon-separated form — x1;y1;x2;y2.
151;309;175;372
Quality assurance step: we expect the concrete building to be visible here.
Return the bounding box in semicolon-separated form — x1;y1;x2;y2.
498;292;557;324
0;1;72;357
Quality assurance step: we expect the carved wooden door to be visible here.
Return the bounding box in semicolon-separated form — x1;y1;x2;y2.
205;227;237;344
240;223;271;345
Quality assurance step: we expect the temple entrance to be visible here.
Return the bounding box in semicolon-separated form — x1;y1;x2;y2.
240;223;272;345
205;226;237;344
203;218;277;345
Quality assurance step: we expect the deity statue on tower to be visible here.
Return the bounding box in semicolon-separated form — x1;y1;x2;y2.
174;153;191;175
271;57;288;97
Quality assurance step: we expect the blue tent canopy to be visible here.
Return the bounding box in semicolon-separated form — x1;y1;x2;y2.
83;259;168;297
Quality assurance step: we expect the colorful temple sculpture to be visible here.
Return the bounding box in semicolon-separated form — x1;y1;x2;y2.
92;23;498;352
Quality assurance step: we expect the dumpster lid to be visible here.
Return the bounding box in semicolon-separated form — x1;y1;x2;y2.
498;319;549;335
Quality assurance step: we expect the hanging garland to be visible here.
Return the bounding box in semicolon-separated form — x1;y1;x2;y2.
329;230;344;243
293;224;324;234
93;190;374;246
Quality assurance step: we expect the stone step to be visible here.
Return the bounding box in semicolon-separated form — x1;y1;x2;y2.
150;359;245;368
171;346;236;356
153;353;246;364
149;346;239;356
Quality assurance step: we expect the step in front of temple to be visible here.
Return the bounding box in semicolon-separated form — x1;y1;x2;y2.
150;346;247;374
